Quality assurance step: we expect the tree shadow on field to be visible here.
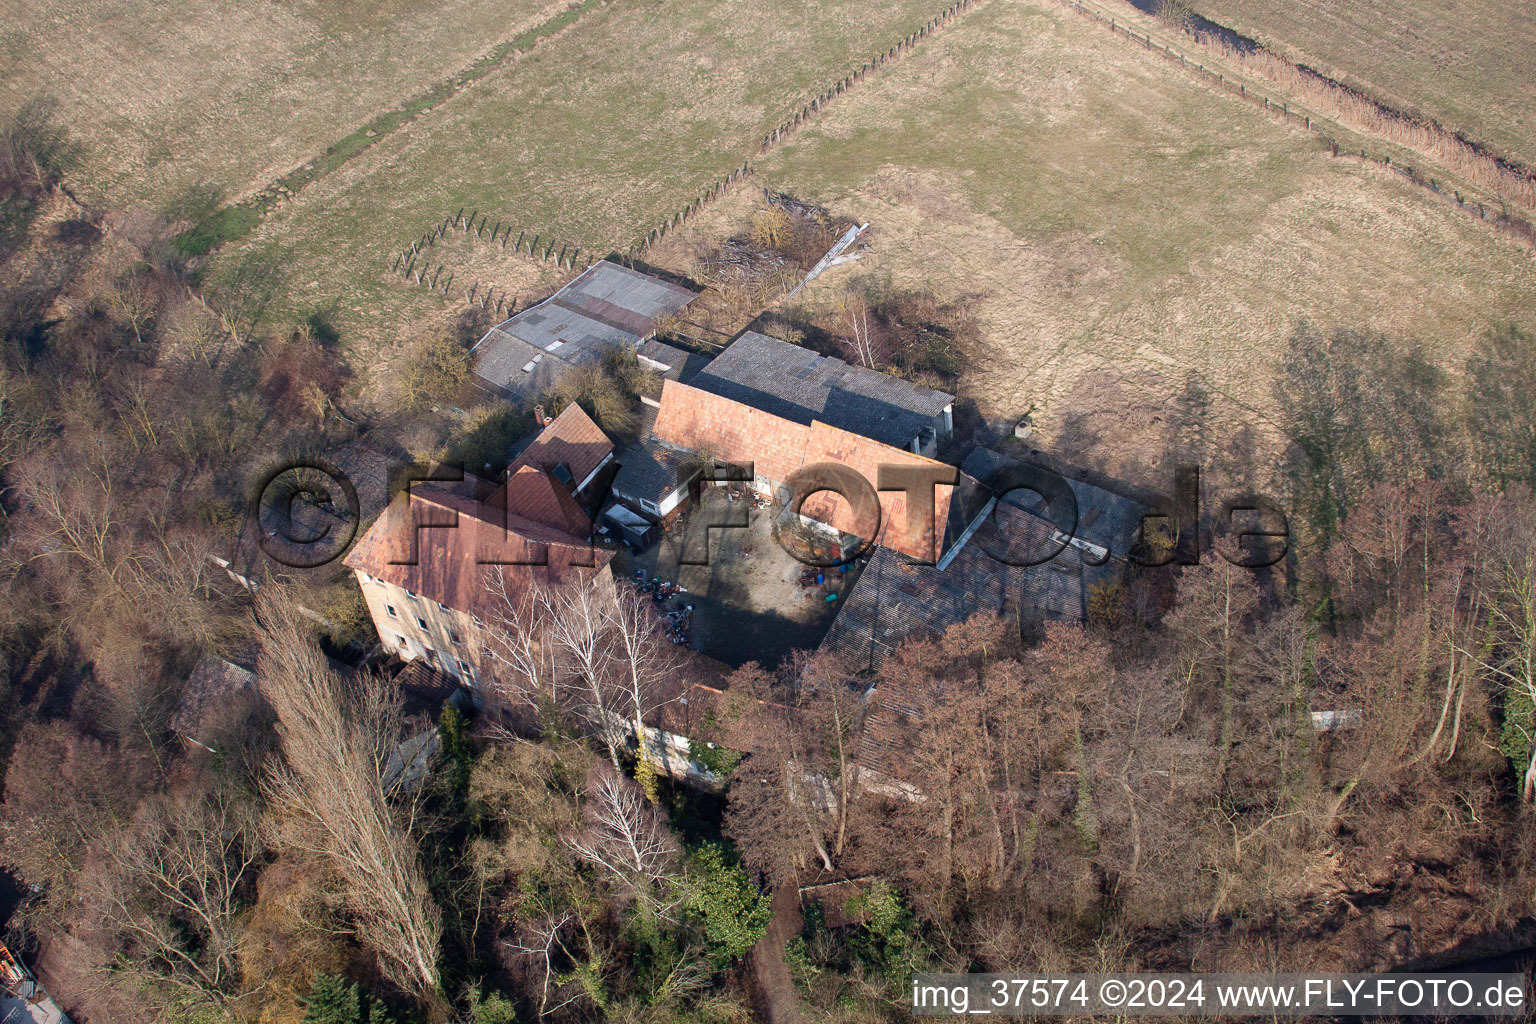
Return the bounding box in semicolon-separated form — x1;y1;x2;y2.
1048;368;1229;492
1271;321;1453;547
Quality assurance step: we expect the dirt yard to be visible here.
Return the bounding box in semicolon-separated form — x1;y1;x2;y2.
623;490;856;668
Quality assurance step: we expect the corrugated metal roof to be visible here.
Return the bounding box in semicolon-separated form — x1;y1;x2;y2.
692;331;953;449
472;262;698;396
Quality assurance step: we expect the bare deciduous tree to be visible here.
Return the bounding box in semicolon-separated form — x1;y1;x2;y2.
563;765;680;913
541;576;627;766
503;911;585;1021
253;592;443;995
604;582;680;776
480;571;560;724
85;791;260;1007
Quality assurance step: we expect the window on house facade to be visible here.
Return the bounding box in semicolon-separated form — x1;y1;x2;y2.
416;616;428;630
450;632;463;645
458;660;474;680
386;604;397;617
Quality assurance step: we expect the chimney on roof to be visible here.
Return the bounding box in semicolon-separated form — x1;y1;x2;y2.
534;403;549;427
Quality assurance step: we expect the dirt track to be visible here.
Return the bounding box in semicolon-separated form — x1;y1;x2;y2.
748;884;806;1024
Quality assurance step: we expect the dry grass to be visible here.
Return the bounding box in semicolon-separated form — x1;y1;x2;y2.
0;0;568;206
746;0;1536;487
211;0;955;399
1080;0;1536;214
1187;0;1536;171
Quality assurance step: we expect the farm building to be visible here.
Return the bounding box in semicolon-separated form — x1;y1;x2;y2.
610;331;962;558
345;405;617;691
609;411;700;522
173;654;260;753
470;260;698;398
819;448;1149;670
690;330;954;455
512;400;619;497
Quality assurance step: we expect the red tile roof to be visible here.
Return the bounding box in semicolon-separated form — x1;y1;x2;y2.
344;474;612;616
651;380;957;560
512;402;614;486
502;464;592;537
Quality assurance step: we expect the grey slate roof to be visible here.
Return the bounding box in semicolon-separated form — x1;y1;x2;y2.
472;262;698;397
821;453;1148;671
691;331;954;448
611;404;697;506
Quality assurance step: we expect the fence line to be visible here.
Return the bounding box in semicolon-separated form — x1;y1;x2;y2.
387;0;997;304
627;0;994;261
1160;6;1536;212
757;0;989;159
628;160;756;259
1053;0;1536;249
385;207;602;313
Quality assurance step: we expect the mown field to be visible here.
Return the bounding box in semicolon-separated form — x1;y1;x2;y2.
210;0;957;391
738;0;1536;481
1189;0;1536;170
0;0;569;207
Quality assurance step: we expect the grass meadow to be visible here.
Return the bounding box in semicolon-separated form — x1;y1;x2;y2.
210;0;958;387
1190;0;1536;170
740;0;1536;479
9;0;1533;460
0;0;574;208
